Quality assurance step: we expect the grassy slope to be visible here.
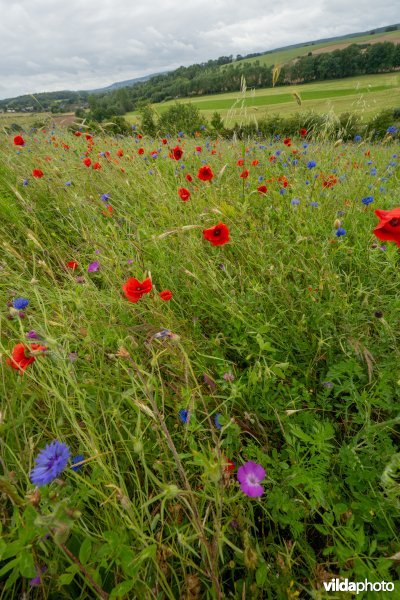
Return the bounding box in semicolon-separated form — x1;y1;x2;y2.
126;72;400;124
0;126;400;597
231;29;400;68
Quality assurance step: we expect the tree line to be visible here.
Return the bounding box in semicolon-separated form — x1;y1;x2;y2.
85;42;400;121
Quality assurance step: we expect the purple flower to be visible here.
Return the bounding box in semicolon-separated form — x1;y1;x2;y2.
13;297;29;310
178;409;189;424
237;461;266;497
87;261;100;273
336;227;346;237
291;198;300;205
71;454;85;472
27;330;40;339
101;193;110;202
30;441;70;487
214;413;223;429
29;566;47;587
362;196;374;206
307;161;316;169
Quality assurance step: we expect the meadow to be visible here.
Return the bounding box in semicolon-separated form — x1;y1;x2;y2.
126;73;400;126
0;119;400;599
230;29;400;69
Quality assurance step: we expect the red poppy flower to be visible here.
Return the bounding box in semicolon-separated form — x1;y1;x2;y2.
66;260;79;270
162;138;168;145
170;146;183;161
138;148;144;155
195;146;202;153
224;459;235;473
197;165;214;182
278;175;289;188
373;208;400;247
116;149;124;157
322;175;337;189
85;134;93;141
32;169;44;178
203;222;230;246
7;343;47;374
251;160;259;166
283;137;292;146
13;135;25;146
269;155;276;163
237;159;244;166
240;169;249;179
178;187;191;201
159;289;173;301
137;134;143;139
82;158;92;167
74;131;82;137
185;173;193;182
257;185;267;194
299;128;307;137
92;162;101;170
123;277;152;303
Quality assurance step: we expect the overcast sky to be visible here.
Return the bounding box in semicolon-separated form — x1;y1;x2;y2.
0;0;398;99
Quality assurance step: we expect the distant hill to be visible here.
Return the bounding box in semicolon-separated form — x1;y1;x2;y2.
88;73;163;93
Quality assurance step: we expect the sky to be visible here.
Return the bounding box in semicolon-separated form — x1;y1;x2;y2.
0;0;398;100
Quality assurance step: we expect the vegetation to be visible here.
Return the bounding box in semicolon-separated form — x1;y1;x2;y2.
0;114;400;598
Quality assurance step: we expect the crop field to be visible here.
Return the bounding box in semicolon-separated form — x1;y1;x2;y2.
232;29;400;69
126;73;400;126
0;122;400;598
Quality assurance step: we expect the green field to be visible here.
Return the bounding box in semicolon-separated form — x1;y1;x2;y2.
232;28;400;68
1;119;400;598
126;72;400;125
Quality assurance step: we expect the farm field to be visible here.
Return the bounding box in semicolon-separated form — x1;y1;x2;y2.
232;28;400;68
126;73;400;125
1;123;400;598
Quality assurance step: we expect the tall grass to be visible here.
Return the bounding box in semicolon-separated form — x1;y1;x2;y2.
0;122;400;598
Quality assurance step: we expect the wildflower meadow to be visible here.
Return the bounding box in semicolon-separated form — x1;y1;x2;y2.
1;120;400;598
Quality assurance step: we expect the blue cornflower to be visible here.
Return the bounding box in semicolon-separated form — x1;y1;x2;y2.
275;150;282;156
291;198;300;205
305;180;310;185
13;297;29;310
23;179;29;186
65;181;72;186
387;126;397;135
101;193;110;202
307;160;316;169
30;440;70;487
258;175;264;182
370;168;377;176
309;201;318;207
362;196;374;205
292;159;298;166
279;188;286;195
336;227;346;237
214;413;223;430
303;143;308;149
178;409;189;424
354;135;362;142
71;454;85;472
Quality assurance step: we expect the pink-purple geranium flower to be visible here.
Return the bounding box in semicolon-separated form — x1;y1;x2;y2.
237;461;266;497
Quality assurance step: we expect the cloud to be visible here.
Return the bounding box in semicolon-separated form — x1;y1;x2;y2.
0;0;398;99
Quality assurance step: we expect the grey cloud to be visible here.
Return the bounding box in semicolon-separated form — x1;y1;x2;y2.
0;0;398;99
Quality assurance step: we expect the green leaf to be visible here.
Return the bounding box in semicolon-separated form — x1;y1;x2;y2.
256;561;268;587
110;579;135;599
79;538;92;565
19;551;36;578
